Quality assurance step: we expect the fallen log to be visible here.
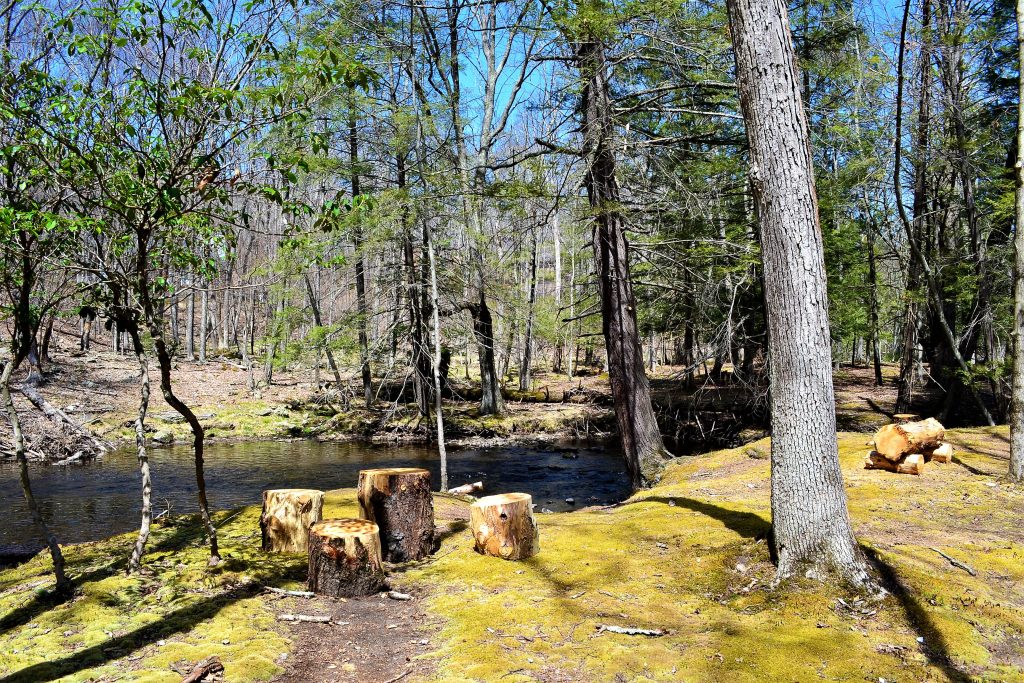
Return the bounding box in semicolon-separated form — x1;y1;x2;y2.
261;489;324;553
357;468;434;562
864;451;924;475
17;382;108;458
470;493;539;560
307;519;386;597
873;418;944;462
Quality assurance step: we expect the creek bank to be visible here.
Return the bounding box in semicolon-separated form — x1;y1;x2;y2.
1;428;1021;682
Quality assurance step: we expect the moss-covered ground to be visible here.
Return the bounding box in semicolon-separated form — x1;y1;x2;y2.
2;428;1021;682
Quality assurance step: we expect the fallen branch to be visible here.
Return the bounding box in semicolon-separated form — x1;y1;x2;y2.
265;587;315;598
180;656;224;683
448;481;484;495
277;613;332;623
383;669;413;683
929;547;977;576
595;624;665;637
386;591;413;601
17;382;108;456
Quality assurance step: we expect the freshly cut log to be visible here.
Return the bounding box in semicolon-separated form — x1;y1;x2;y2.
925;442;953;464
864;451;924;475
864;451;899;473
307;519;386;597
470;493;539;560
873;418;945;462
897;453;925;475
357;467;434;562
261;489;324;553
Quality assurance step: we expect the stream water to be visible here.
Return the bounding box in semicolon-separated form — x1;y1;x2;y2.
0;439;629;548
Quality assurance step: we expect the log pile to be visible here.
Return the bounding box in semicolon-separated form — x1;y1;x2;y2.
865;417;955;475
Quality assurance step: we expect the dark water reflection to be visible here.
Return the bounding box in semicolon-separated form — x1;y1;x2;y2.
1;439;629;547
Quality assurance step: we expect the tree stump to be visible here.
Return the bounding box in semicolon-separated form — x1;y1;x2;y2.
873;418;945;462
307;519;386;597
892;413;921;424
470;493;539;560
261;489;324;553
357;467;435;562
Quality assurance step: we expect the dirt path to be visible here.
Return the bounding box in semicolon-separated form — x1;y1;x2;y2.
271;591;433;683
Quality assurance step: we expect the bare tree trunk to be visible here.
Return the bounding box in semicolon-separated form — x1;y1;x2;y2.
426;220;448;492
726;0;871;586
125;322;153;573
574;29;670;488
303;274;343;387
867;231;884;386
1010;0;1024;483
0;359;70;592
520;226;538;392
186;291;196;361
351;113;373;408
199;285;209;363
893;0;994;426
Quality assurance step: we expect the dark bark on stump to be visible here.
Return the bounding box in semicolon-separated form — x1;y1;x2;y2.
357;468;435;562
307;519;386;598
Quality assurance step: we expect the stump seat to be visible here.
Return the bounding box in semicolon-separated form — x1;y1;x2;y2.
357;467;435;562
470;492;539;560
260;488;324;553
307;519;386;597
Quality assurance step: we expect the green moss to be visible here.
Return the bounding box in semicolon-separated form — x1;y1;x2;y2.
3;427;1021;682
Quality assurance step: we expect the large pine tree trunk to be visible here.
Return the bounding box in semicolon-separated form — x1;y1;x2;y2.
726;0;870;586
1010;0;1024;484
574;32;669;488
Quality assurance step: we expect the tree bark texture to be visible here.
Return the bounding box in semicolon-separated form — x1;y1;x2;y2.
726;0;870;585
307;519;386;597
1010;0;1024;483
575;33;669;489
357;467;435;562
261;489;325;553
470;493;539;561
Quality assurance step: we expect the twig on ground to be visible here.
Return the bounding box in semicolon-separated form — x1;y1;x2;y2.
277;613;332;623
929;547;977;576
595;624;665;637
265;587;315;598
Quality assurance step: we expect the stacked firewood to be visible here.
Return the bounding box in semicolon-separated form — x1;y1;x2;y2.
864;417;954;475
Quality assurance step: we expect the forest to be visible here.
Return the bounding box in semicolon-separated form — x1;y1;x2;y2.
0;0;1023;681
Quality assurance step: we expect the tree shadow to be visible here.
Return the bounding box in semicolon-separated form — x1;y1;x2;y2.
637;496;772;544
0;580;265;683
0;559;122;633
862;546;973;683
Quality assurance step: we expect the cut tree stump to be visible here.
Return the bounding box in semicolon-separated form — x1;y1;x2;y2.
307;519;386;597
357;467;435;562
864;451;925;475
261;489;325;553
873;418;945;462
924;442;953;464
470;493;539;560
892;413;921;424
